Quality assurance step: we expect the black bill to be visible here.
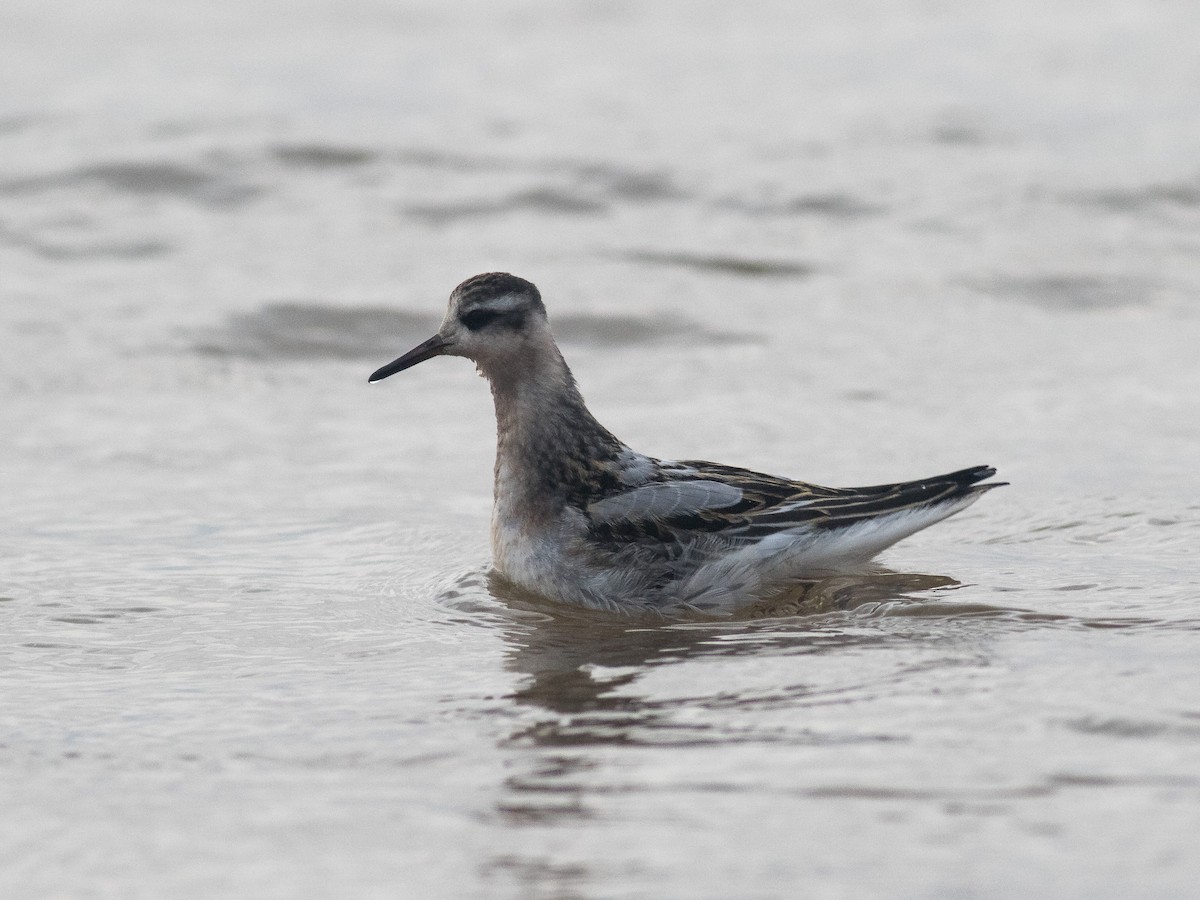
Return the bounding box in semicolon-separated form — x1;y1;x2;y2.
368;334;451;383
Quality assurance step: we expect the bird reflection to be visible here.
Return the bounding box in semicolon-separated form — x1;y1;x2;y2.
489;568;960;737
468;568;960;897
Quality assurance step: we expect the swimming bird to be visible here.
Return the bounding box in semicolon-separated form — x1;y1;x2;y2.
370;273;1003;614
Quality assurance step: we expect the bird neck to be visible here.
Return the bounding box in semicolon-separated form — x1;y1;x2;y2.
485;345;624;512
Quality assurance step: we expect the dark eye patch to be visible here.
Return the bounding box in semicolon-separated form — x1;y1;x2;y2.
460;308;502;331
460;307;527;332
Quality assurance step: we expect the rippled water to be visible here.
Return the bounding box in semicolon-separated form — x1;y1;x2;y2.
4;1;1200;897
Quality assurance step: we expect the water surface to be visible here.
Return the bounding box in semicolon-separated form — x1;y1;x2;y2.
4;2;1200;897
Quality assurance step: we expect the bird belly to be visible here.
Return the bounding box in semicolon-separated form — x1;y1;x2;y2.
490;514;562;594
490;505;662;612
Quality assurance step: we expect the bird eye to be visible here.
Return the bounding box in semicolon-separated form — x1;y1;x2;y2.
460;308;501;331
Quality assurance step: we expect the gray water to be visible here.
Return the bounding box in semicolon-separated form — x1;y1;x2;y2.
4;1;1200;897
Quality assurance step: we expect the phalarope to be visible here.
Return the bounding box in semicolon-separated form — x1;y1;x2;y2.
370;273;1004;614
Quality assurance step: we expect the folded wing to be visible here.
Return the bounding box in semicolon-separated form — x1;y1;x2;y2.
586;461;1003;545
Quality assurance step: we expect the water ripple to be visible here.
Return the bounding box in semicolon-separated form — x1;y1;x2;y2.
966;274;1157;311
193;303;759;359
623;250;814;278
404;187;608;222
0;161;261;207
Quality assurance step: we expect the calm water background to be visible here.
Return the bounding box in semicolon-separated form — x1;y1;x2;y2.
4;1;1200;897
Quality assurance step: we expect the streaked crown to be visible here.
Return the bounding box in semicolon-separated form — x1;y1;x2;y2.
450;273;547;333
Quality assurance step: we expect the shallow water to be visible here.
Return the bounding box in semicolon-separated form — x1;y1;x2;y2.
4;1;1200;897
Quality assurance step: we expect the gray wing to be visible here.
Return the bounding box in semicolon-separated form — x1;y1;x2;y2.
587;479;744;525
585;462;1003;546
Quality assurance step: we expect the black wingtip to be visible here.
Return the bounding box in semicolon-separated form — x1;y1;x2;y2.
954;465;1007;494
974;480;1009;491
947;465;1001;485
